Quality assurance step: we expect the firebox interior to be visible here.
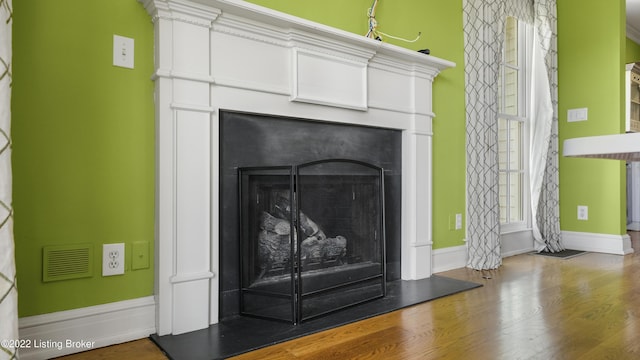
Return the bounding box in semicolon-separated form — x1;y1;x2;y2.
239;160;385;323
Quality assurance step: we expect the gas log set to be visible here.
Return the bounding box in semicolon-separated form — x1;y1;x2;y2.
258;196;348;279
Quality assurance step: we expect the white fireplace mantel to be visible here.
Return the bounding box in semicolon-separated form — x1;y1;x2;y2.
139;0;454;336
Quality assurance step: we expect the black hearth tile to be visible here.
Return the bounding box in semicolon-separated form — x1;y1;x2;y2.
150;276;481;360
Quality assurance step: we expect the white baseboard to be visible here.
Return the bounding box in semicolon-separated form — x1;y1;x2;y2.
562;231;635;255
431;235;534;274
432;245;467;273
501;229;535;258
18;296;156;360
430;231;633;275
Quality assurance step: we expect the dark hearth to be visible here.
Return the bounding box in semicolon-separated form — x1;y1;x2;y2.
239;160;385;323
151;276;483;360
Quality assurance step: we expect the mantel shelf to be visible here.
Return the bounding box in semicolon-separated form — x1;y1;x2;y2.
189;0;455;71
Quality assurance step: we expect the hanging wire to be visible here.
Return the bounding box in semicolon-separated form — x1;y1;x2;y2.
377;30;422;43
365;0;380;40
365;0;422;43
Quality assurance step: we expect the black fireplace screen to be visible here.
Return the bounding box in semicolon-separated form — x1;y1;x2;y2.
239;159;386;324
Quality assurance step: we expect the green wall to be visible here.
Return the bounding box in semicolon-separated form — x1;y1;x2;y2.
247;0;468;249
557;0;626;235
12;0;155;316
627;37;640;63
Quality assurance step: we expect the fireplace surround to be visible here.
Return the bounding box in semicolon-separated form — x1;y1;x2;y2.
139;0;454;335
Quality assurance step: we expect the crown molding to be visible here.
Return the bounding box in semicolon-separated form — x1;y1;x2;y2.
628;23;640;45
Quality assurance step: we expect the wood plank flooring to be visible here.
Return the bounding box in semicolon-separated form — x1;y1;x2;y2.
54;339;168;360
56;233;640;359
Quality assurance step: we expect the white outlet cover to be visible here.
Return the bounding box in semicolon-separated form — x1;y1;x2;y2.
455;213;463;230
113;34;134;69
577;205;589;221
103;243;125;276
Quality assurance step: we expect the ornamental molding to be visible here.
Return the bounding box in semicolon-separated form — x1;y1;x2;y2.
139;0;221;27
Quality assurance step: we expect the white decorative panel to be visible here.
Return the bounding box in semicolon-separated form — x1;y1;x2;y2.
413;76;433;116
211;32;290;94
172;280;209;334
415;134;432;244
173;21;210;76
414;244;432;279
175;110;210;275
292;49;367;110
173;79;211;106
368;66;413;113
412;114;433;136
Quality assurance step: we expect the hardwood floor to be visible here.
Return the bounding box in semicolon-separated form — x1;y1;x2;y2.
57;233;640;359
54;339;168;360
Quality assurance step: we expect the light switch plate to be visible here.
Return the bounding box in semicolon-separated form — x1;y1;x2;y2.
132;241;150;270
113;34;134;69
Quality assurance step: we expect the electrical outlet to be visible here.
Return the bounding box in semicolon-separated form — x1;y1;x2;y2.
455;213;463;230
577;205;588;221
103;243;125;276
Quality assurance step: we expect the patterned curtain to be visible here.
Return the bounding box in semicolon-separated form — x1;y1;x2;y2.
463;0;506;270
464;0;559;269
0;1;17;359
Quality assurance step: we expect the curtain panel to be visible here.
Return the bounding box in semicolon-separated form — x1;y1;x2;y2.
532;0;562;252
463;0;560;269
0;0;18;359
462;0;506;270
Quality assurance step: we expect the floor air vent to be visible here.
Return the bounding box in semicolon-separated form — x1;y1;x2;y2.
43;244;94;282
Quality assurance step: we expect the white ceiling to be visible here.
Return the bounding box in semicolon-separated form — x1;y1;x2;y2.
628;0;640;43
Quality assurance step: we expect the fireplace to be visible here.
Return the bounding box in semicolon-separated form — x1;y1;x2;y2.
140;0;454;335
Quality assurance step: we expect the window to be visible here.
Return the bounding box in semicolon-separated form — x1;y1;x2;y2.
498;17;531;230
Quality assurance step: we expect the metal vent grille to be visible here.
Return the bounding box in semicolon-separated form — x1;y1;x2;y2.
43;244;94;282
